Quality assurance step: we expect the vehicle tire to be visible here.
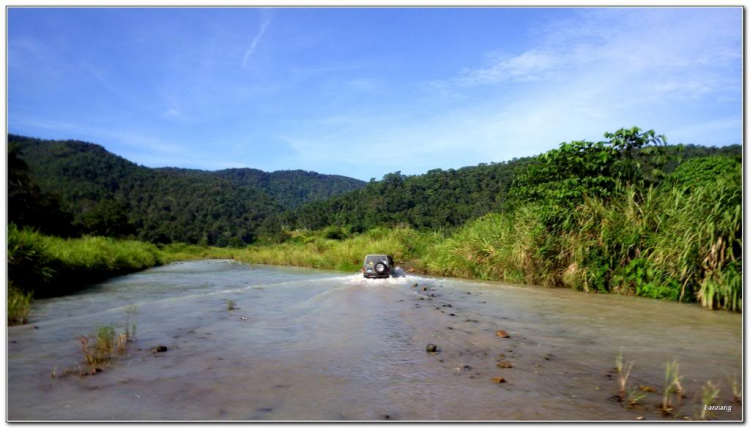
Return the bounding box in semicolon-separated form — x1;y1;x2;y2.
374;262;388;275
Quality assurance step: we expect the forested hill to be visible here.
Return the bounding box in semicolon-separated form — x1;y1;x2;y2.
275;143;742;233
8;135;363;246
156;167;365;208
275;159;535;232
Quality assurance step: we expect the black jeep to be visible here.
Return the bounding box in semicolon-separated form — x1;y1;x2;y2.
362;254;394;279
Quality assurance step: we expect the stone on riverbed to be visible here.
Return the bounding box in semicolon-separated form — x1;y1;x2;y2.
497;361;513;369
150;345;168;353
496;330;510;338
426;344;439;353
491;377;506;384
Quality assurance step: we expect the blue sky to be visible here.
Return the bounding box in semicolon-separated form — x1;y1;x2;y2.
8;7;742;181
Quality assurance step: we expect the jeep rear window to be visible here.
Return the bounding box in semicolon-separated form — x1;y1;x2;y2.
365;255;388;265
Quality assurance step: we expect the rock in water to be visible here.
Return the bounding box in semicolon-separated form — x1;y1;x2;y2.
151;345;168;353
496;330;510;338
491;377;506;384
497;361;513;369
426;344;439;353
638;385;657;393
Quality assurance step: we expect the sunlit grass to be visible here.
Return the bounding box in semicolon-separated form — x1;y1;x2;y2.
234;225;441;272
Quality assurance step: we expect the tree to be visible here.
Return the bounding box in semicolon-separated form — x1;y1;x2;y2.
8;143;74;236
604;126;669;186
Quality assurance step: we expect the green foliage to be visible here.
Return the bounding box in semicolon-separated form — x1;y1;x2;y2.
79;322;134;371
613;258;680;301
6;224;244;302
281;159;535;233
7;223;55;290
422;161;741;310
667;155;741;190
214;168;365;208
700;381;721;420
604;126;668;186
322;225;348;240
508;127;672;209
8;143;74;236
8;283;32;325
8;135;363;246
235;226;441;272
509;139;619;209
8;224;160;297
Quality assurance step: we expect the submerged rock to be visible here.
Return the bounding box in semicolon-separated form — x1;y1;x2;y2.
495;330;510;338
426;344;439;353
151;345;168;353
497;361;513;369
638;385;657;393
491;376;506;384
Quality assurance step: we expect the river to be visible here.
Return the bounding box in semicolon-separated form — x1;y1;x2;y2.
7;260;743;421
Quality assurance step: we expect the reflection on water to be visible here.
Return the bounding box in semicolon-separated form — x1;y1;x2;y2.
8;260;742;421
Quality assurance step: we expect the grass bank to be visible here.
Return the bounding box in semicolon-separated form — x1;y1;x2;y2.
233;226;442;272
422;168;741;311
7;225;237;302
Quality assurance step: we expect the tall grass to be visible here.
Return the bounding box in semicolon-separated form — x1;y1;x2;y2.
422;170;742;311
8;225;163;298
8;283;32;325
7;226;239;303
235;225;442;272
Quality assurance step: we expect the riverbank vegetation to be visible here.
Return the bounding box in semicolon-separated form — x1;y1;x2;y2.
7;127;742;319
7;224;235;301
8;283;32;325
423;161;741;310
235;226;440;271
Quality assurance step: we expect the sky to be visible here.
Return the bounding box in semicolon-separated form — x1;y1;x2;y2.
8;7;742;181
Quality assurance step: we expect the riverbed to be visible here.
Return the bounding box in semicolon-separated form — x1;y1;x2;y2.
7;260;743;421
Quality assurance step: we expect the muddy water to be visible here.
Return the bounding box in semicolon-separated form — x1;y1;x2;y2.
8;260;742;421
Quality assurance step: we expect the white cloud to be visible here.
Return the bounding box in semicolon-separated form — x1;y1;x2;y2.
241;10;272;69
278;8;741;179
455;50;562;86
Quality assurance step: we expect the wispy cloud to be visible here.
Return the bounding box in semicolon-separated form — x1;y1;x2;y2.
447;50;561;87
428;8;740;97
241;9;272;69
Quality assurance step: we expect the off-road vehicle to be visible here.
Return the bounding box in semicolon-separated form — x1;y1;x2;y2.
362;254;394;279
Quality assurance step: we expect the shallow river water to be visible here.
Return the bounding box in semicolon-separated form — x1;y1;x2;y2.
8;260;743;421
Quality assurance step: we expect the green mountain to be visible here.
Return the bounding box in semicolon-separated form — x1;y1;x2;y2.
8;135;364;246
158;167;365;208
